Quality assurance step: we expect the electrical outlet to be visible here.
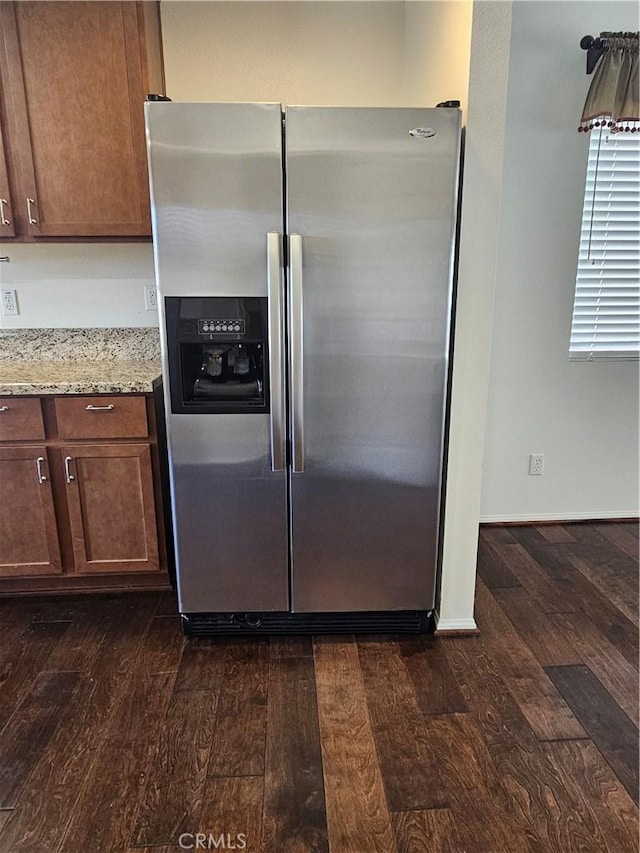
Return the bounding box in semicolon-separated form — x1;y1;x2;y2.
144;284;158;312
1;289;19;316
529;453;545;476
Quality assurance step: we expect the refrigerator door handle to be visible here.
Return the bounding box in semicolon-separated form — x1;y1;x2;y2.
267;232;286;472
289;233;304;473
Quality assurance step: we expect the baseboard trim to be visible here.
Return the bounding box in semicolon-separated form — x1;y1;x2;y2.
480;511;639;524
433;614;479;636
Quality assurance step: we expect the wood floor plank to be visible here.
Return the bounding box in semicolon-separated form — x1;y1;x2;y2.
0;811;10;834
475;581;586;740
138;615;185;675
541;740;639;852
41;604;110;672
199;776;263;851
442;636;629;852
492;587;582;667
551;612;639;725
534;524;577;544
270;635;313;658
480;526;519;545
0;671;80;809
132;686;219;846
58;672;176;853
0;675;97;853
0;595;163;853
545;665;639;799
357;638;448;811
0;620;69;732
0;601;44;669
262;655;329;853
174;637;228;691
207;639;269;778
568;553;638;625
563;524;612;546
594;523;640;561
522;541;639;668
423;712;530;852
314;638;397;853
399;636;467;715
392;809;461;853
155;590;179;617
476;538;521;590
489;541;576;614
618;520;639;539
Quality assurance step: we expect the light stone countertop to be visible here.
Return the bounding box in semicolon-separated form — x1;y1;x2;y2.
0;328;162;396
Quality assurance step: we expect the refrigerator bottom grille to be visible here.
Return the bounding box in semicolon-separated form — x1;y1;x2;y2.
182;610;432;636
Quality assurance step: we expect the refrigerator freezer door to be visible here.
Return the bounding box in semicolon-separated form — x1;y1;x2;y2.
146;102;289;613
285;107;460;612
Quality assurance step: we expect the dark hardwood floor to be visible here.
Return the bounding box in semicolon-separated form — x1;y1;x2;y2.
0;521;637;852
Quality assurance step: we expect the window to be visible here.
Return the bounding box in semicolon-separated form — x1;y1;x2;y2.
570;129;640;360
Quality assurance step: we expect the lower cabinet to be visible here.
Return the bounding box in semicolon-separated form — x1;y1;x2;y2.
0;394;170;594
62;443;159;574
0;445;62;576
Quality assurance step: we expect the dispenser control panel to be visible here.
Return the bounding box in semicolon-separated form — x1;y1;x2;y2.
198;319;245;336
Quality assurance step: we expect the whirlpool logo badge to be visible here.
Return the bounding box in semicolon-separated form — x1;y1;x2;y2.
409;127;436;139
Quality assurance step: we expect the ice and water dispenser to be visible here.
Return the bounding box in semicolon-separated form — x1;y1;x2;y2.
165;297;269;414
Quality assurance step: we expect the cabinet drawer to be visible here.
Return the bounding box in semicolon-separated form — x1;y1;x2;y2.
0;398;45;441
55;396;148;439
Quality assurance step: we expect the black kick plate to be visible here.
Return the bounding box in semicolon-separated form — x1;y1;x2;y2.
181;610;433;636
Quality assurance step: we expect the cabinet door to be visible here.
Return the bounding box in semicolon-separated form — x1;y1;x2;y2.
0;447;62;576
0;116;14;236
63;443;160;573
0;2;155;237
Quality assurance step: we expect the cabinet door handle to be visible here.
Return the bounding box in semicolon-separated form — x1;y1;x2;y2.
26;197;37;225
85;403;114;412
36;456;48;484
0;198;10;226
0;405;9;412
64;455;75;484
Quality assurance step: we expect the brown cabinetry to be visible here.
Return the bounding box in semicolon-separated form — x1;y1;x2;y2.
0;446;61;576
0;394;170;594
63;443;159;574
0;1;164;239
0;118;14;236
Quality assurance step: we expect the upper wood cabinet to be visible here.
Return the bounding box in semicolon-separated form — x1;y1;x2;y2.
0;1;164;239
0;115;14;236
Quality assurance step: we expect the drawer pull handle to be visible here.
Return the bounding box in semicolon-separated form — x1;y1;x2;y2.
0;405;8;412
85;404;114;412
64;455;75;484
36;456;48;484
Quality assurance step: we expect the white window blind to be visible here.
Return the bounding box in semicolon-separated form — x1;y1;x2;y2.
570;129;640;360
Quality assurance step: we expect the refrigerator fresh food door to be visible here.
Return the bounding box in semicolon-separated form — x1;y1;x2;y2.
285;106;460;612
146;102;289;613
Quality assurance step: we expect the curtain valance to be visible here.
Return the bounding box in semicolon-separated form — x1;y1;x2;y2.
579;32;639;132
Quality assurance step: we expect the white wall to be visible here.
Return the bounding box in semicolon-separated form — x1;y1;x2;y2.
161;1;406;105
401;1;472;108
0;244;156;329
437;0;512;631
480;0;639;522
0;1;472;330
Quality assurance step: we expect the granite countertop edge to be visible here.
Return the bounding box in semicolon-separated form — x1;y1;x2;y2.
0;377;161;396
0;329;162;396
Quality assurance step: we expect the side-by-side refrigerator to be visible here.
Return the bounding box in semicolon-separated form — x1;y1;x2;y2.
145;102;461;635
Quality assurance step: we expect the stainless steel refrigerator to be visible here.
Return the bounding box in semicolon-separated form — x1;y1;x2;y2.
145;102;461;635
